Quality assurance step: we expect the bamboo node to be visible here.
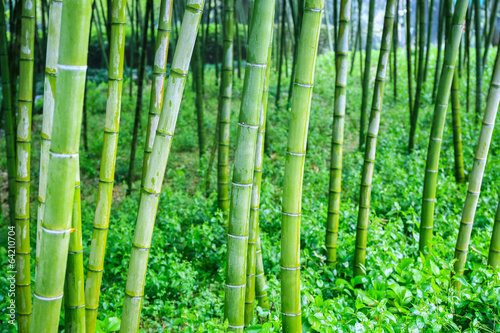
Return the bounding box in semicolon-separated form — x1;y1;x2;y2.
58;64;87;71
282;212;301;217
34;293;64;301
294;82;314;88
282;311;302;316
281;266;300;271
286;151;306;156
227;234;248;240
41;226;72;234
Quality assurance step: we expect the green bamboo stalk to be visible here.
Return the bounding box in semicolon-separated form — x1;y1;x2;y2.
432;0;445;102
392;0;398;101
65;160;86;333
488;200;500;268
483;0;499;69
254;229;270;309
30;0;92;330
405;0;413;116
353;0;396;277
453;47;500;287
451;68;466;184
15;0;35;330
325;0;351;267
0;0;15;227
119;2;205;331
280;1;324;331
141;0;173;188
224;0;274;330
217;0;233;221
465;6;472;113
359;0;374;150
244;19;273;325
408;0;426;153
193;33;206;159
85;0;127;330
423;0;435;82
474;0;482;119
418;0;468;255
35;0;63;274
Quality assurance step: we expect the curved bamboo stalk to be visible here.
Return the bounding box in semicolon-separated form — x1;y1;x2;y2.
408;0;426;153
65;160;86;332
453;48;500;287
358;0;374;150
30;0;92;330
325;0;351;267
84;0;127;330
418;0;469;255
0;0;15;227
488;200;500;268
224;0;274;330
36;0;63;274
15;0;35;330
217;0;233;220
244;19;273;325
119;2;205;330
353;0;396;277
141;0;173;188
280;1;324;331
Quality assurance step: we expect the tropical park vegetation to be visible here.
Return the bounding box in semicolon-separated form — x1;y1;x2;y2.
1;0;500;332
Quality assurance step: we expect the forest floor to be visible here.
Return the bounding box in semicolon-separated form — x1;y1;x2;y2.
1;48;500;332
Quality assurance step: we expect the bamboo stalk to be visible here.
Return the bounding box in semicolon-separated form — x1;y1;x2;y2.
224;0;274;330
244;18;274;325
0;0;15;227
30;0;92;330
405;0;413;116
35;0;63;275
432;0;445;102
451;68;466;184
418;0;469;255
64;160;86;333
141;0;173;188
453;47;500;287
488;200;500;268
15;0;35;330
474;0;482;119
119;2;205;330
280;1;324;331
423;0;435;82
84;0;128;331
353;0;396;277
359;0;374;150
217;0;234;221
483;0;499;69
325;0;351;267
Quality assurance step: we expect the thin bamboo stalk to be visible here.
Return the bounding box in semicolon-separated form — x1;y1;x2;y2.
280;1;324;331
84;0;128;331
224;0;274;330
405;0;413;116
119;1;205;330
64;161;86;332
488;200;500;268
483;0;499;69
474;0;482;119
141;0;173;188
217;0;234;221
353;0;396;277
432;0;445;102
418;0;469;255
244;18;273;325
453;48;500;287
30;0;92;330
423;0;435;82
325;0;351;267
393;0;398;101
0;0;15;227
35;0;63;275
359;0;374;150
15;0;35;330
451;68;466;184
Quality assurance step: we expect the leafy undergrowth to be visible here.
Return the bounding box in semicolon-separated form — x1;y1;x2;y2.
1;47;500;332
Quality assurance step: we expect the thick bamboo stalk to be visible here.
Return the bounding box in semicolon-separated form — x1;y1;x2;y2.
451;69;466;184
224;0;274;330
453;48;500;287
65;161;86;333
0;0;15;227
30;0;92;330
217;0;233;221
244;20;273;325
84;0;127;331
353;0;396;277
35;0;63;274
119;2;205;331
325;0;351;267
488;200;500;268
141;0;173;188
418;0;469;255
15;0;35;330
359;0;374;150
408;0;426;152
280;1;324;331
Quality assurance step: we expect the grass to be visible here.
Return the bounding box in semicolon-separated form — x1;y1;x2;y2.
1;46;500;332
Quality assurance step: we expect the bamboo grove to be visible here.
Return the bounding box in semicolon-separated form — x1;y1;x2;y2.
1;0;500;332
